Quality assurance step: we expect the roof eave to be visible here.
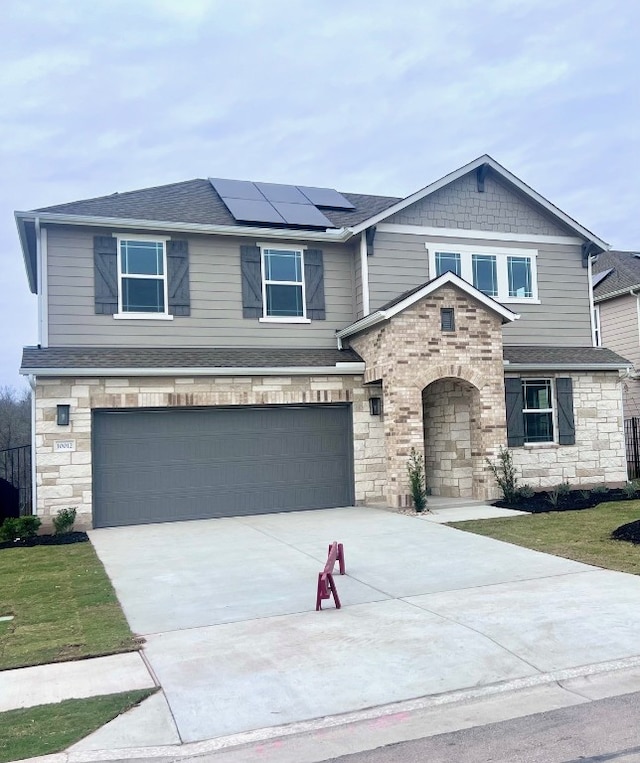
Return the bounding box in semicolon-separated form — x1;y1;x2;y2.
20;363;366;378
504;362;631;371
14;210;353;244
594;284;640;303
15;213;37;294
349;155;610;251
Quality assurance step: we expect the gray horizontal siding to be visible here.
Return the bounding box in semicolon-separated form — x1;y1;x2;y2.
46;226;356;348
368;232;429;310
368;231;592;346
599;294;640;368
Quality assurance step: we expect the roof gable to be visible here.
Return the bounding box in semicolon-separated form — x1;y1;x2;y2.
337;271;519;341
351;155;608;250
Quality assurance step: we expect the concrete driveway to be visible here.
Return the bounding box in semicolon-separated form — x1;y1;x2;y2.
88;507;640;745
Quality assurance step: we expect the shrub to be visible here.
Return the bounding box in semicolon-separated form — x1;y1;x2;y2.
0;516;41;542
579;489;591;501
407;448;427;513
546;486;561;508
591;483;610;496
622;480;640;499
515;484;535;501
557;481;572;497
486;447;520;504
53;507;77;535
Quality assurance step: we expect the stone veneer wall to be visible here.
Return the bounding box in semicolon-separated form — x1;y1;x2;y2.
423;378;479;497
35;374;386;529
349;286;508;505
507;372;627;488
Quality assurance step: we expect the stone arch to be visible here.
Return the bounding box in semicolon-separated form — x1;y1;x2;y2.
410;363;490;395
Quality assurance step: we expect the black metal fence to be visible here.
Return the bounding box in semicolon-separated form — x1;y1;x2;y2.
0;444;32;515
625;418;640;480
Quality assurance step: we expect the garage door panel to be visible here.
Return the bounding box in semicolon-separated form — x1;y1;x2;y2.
93;405;354;527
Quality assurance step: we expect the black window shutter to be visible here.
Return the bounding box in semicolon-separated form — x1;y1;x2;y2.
167;239;190;316
94;236;118;315
556;377;576;445
505;378;525;447
304;249;326;320
241;245;262;318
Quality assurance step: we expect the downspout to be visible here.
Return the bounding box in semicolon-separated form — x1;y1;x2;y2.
360;232;370;317
35;216;43;346
27;374;37;518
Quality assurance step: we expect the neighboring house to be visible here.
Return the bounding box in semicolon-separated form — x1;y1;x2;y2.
592;250;640;416
15;155;631;529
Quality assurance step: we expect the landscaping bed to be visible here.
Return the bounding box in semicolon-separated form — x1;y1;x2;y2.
0;531;88;551
495;487;631;513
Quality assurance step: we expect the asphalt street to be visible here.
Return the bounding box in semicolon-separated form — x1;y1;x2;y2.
325;690;640;763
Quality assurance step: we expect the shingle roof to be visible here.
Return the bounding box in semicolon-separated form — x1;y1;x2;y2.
20;346;363;372
34;179;400;230
503;345;630;368
593;250;640;300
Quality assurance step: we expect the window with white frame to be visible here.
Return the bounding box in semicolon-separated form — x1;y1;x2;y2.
118;238;168;314
522;379;554;443
261;247;305;318
430;244;538;302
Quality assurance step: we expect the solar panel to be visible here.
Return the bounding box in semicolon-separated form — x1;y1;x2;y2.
272;202;333;227
209;178;264;201
223;198;286;224
255;182;309;204
298;186;355;209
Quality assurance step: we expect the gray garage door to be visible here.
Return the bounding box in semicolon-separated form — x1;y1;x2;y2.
92;404;354;528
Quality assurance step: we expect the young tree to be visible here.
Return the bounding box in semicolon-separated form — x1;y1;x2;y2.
0;386;31;450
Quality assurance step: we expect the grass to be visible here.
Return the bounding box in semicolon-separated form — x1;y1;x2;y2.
0;542;138;671
0;689;155;762
451;500;640;575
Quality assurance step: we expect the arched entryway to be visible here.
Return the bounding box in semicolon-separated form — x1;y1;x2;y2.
422;377;482;499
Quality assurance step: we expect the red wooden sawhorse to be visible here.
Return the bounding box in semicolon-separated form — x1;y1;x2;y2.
316;541;345;611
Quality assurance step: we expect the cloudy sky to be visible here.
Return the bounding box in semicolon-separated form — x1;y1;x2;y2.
1;0;638;386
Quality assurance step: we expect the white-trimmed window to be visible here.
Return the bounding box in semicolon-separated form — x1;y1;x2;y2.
522;379;554;443
429;244;539;303
117;237;169;315
260;246;307;321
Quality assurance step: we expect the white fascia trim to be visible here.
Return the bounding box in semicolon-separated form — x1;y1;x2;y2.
336;270;519;339
594;284;640;303
20;364;366;378
504;362;631;371
377;223;584;246
359;233;370;316
349;155;609;250
14;211;350;243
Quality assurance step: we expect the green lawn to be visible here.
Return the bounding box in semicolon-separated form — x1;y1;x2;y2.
451;500;640;575
0;542;138;671
0;689;155;762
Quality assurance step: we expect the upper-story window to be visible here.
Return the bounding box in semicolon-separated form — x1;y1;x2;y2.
261;246;307;320
430;244;538;303
118;238;168;315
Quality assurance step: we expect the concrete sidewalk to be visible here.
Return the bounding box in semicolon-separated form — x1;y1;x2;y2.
0;652;156;712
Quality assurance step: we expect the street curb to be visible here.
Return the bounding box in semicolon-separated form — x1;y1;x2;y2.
15;654;640;763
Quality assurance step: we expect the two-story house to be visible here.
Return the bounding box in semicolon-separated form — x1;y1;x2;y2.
16;155;630;529
592;250;640;417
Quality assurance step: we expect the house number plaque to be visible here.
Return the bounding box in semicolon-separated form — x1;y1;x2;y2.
54;440;76;452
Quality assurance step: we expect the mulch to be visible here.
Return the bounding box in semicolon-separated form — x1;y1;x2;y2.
611;519;640;545
495;488;631;514
0;532;89;551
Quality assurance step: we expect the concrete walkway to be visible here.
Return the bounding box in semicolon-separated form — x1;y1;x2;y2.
83;506;640;746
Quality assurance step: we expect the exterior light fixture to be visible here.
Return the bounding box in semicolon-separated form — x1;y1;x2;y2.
369;397;382;416
56;404;70;426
